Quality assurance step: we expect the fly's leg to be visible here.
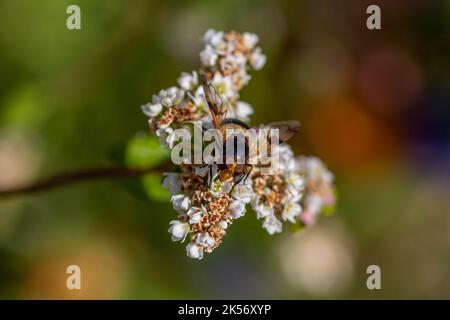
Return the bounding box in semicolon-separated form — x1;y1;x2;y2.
208;165;212;187
229;164;253;194
229;172;245;194
243;164;253;184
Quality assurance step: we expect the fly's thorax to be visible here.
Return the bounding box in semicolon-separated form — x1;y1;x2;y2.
221;120;252;165
218;163;236;181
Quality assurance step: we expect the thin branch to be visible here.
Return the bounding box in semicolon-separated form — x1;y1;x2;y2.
0;162;171;199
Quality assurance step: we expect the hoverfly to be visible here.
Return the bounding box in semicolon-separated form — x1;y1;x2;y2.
200;73;300;189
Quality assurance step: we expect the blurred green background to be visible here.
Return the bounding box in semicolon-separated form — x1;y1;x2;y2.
0;0;449;299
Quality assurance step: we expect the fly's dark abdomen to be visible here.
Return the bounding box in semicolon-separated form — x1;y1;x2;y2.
220;118;250;129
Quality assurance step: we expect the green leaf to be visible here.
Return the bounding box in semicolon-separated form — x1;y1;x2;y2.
142;173;169;202
123;132;172;202
0;85;47;130
125;132;170;168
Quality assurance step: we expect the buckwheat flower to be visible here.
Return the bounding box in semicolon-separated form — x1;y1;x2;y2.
286;189;302;203
168;220;190;242
186;242;204;260
194;165;211;177
304;194;323;217
196;232;216;247
254;203;274;219
218;220;228;229
234;101;253;122
243;32;259;50
296;156;336;225
282;202;302;223
263;215;283;235
219;54;245;76
210;178;233;196
306;157;334;184
167;129;178;147
235;70;252;88
250;47;267;70
150;93;162;104
156;127;176;147
202;29;216;43
178;71;198;91
231;181;254;204
158;87;184;107
203;29;224;46
204;29;228;54
171;194;191;212
189;86;207;108
278;144;294;163
211;72;234;100
200;45;218;67
271;145;296;173
229;200;246;219
163;173;182;195
284;157;299;173
286;172;304;191
141;102;163;118
187;206;205;224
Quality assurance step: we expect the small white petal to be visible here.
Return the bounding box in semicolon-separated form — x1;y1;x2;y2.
305;194;323;216
168;220;190;242
162;173;181;195
177;71;198;91
196;232;215;247
211;72;234;99
151;94;161;104
282;202;302;223
190;86;207;108
286;173;304;190
171;194;191;212
210;179;233;196
187;206;205;224
234;101;253;121
254;203;274;219
263;215;282;235
250;47;266;70
203;29;219;44
194;165;210;177
230;200;246;219
243;32;259;49
231;183;254;204
186;242;204;260
200;45;218;67
158;87;184;107
141;103;162;118
218;220;228;229
156;127;175;147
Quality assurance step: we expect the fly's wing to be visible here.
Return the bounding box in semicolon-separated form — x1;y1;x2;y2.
200;74;223;129
248;120;300;163
266;120;300;143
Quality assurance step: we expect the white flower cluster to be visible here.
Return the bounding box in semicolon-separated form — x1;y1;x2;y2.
296;156;336;226
140;30;335;259
250;145;305;235
141;29;266;149
163;165;254;259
